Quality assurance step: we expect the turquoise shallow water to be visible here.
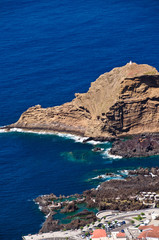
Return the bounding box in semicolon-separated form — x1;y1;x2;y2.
53;202;98;225
1;0;159;239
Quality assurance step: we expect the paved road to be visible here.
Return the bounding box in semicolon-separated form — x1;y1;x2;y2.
97;208;159;220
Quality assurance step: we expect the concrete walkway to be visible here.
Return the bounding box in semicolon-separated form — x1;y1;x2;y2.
23;229;82;240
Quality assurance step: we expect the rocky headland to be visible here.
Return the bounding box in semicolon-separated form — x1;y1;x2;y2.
35;167;159;233
2;62;159;138
2;62;159;157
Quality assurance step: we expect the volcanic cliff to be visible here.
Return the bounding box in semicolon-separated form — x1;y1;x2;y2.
5;62;159;137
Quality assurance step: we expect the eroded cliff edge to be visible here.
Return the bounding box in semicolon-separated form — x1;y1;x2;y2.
4;63;159;137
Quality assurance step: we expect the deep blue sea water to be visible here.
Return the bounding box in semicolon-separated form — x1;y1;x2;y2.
1;0;159;239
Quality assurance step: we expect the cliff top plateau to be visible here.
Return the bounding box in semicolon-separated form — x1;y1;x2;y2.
3;62;159;138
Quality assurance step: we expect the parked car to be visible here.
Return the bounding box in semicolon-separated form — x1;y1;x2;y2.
97;223;102;228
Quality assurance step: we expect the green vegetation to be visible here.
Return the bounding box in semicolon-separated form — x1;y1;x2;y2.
85;232;89;236
131;220;135;224
102;225;105;229
136;224;140;228
98;219;101;222
87;224;90;227
134;215;143;221
80;226;83;230
141;212;145;216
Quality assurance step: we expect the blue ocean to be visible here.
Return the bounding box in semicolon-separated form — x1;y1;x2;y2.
1;0;159;239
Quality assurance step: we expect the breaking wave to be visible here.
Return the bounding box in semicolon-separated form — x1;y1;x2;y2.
0;127;109;145
102;148;122;159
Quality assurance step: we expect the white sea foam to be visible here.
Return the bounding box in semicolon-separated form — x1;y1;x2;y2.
96;185;100;190
92;174;108;180
0;129;7;133
92;174;123;180
0;127;84;139
11;128;25;132
56;133;107;145
118;169;129;175
0;126;109;146
0;126;64;135
34;201;41;210
38;205;41;210
56;132;88;143
10;128;54;135
87;140;107;145
102;148;122;159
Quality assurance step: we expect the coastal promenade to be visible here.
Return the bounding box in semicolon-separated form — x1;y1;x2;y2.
23;229;82;240
23;208;159;240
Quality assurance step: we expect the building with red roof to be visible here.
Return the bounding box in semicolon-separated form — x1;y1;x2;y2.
92;229;107;240
138;225;159;240
139;225;155;231
112;231;127;240
116;232;126;238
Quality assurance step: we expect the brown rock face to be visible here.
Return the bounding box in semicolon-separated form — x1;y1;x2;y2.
60;201;78;213
7;63;159;137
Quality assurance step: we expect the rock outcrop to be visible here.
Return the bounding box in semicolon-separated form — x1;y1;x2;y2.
4;63;159;137
110;133;159;158
60;201;78;213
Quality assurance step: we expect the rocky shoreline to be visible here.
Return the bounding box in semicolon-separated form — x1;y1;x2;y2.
2;126;159;158
35;194;97;233
110;133;159;158
35;167;159;233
